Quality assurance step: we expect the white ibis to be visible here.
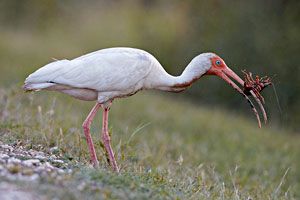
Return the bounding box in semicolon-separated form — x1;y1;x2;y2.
23;47;266;172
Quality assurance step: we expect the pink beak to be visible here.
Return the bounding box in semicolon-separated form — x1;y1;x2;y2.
216;67;267;128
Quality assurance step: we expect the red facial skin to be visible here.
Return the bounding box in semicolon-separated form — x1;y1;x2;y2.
206;56;226;75
206;56;244;85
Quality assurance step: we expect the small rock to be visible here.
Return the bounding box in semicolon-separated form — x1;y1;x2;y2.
22;168;34;176
34;155;46;161
35;151;45;156
51;159;64;167
50;146;59;153
7;164;21;174
43;162;55;170
28;149;38;156
7;157;21;164
23;159;41;167
52;159;64;164
0;154;9;160
9;152;17;157
0;144;13;151
57;169;65;174
0;144;10;149
34;166;44;173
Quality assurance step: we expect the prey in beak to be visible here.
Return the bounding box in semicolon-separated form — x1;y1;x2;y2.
242;70;272;104
205;56;268;128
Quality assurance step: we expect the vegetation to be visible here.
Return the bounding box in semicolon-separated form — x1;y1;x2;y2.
0;1;299;199
1;87;299;199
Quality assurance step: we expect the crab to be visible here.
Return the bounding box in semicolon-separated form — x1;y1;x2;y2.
242;70;272;104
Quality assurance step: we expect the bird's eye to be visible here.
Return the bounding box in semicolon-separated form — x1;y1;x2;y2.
216;60;221;65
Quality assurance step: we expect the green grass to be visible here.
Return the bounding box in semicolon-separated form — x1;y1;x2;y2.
0;86;299;199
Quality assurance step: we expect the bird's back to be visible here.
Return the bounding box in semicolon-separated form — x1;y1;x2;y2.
24;48;155;93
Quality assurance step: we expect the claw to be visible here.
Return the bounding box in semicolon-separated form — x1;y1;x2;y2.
242;70;272;125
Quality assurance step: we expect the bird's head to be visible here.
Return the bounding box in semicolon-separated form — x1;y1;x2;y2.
199;53;266;127
190;53;245;89
205;54;245;89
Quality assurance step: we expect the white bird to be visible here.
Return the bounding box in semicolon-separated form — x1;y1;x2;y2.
23;47;266;172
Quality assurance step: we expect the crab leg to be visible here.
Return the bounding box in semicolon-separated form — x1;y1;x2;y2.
218;71;262;128
241;70;269;123
250;90;267;124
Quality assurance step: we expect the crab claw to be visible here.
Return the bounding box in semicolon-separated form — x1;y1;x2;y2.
224;69;268;124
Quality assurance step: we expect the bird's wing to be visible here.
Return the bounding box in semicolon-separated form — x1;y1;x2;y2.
25;48;153;92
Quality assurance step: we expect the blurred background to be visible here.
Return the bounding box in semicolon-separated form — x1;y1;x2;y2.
0;0;299;131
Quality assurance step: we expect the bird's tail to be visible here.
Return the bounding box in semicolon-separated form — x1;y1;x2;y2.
23;59;69;92
23;82;55;92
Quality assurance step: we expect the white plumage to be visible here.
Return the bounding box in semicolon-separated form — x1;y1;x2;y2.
24;47;212;103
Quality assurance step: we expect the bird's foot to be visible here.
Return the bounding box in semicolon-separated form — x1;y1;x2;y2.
92;159;100;168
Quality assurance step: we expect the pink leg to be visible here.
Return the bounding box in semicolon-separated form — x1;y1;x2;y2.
82;103;101;168
101;103;120;172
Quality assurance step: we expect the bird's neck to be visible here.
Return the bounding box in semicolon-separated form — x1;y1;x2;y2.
159;60;209;92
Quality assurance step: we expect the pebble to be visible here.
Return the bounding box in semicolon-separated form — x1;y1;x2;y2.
1;144;12;150
7;164;21;174
8;158;21;164
53;159;64;163
50;146;59;153
22;168;34;176
49;155;57;159
51;160;65;168
34;155;46;161
34;151;45;156
23;159;41;167
44;162;55;169
57;169;65;174
0;141;72;182
0;154;9;160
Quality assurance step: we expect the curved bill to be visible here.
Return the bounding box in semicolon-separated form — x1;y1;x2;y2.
223;67;268;124
215;70;262;128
